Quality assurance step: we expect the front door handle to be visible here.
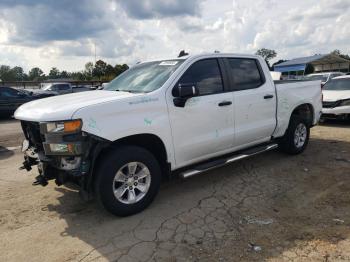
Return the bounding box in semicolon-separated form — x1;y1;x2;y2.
218;101;232;107
264;94;274;99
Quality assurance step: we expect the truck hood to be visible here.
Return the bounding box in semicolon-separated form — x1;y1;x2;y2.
323;90;350;101
15;90;138;122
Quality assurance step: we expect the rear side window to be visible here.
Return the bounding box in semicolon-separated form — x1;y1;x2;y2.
227;58;264;90
178;59;224;95
56;84;70;90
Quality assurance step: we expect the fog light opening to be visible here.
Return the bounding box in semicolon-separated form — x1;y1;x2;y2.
61;156;82;170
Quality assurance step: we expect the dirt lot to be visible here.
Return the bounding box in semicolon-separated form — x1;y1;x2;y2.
0;119;350;261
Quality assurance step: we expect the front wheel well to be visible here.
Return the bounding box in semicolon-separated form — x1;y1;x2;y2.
290;103;314;126
95;134;170;181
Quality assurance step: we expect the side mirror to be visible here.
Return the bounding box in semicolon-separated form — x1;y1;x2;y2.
17;92;26;97
173;83;199;107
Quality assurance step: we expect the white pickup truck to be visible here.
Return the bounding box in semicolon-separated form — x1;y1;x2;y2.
15;53;322;216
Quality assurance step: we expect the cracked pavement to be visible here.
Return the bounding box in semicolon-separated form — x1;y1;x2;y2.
1;119;350;261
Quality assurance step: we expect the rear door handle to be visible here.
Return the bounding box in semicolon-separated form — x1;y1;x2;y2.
264;94;274;99
218;101;232;107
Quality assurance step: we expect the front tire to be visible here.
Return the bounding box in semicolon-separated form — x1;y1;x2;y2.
95;146;161;216
279;115;310;155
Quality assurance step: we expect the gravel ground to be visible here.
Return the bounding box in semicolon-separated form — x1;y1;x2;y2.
0;119;350;261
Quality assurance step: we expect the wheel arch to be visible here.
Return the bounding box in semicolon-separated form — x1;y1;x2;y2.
290;103;315;127
94;133;171;182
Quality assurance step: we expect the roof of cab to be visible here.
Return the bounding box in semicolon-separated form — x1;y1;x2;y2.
150;52;261;62
332;75;350;80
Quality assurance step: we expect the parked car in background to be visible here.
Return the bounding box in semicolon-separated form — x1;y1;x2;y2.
71;85;95;91
322;75;350;120
0;86;53;118
30;82;93;96
44;82;94;94
305;72;345;86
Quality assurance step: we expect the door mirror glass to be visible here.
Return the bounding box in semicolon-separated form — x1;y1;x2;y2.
175;83;199;98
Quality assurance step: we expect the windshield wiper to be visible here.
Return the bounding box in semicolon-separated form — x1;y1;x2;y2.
115;89;145;93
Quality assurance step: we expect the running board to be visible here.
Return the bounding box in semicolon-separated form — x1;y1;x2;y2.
179;143;278;179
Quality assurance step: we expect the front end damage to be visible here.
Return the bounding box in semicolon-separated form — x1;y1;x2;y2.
20;120;108;200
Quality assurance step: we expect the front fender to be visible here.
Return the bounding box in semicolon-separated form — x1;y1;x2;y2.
72;94;175;166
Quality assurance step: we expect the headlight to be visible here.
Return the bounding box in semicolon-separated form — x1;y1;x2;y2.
40;119;83;156
340;99;350;107
44;143;83;155
42;119;82;133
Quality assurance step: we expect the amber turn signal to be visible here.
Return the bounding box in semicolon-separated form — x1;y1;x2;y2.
64;120;82;132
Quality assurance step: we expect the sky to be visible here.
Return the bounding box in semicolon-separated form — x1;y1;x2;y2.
0;0;349;73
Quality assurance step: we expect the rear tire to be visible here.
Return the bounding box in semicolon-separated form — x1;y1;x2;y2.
279;115;310;155
95;145;161;216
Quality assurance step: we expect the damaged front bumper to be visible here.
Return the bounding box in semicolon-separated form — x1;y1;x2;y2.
20;120;108;197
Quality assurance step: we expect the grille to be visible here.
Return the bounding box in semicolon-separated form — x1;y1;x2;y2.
322;101;340;108
21;121;44;149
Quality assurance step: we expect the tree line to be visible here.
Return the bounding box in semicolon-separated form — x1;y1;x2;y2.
1;49;349;82
0;60;129;82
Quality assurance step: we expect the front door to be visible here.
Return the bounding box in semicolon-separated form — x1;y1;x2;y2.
167;58;235;168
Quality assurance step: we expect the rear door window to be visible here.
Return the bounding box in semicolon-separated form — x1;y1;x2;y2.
226;58;265;90
56;84;70;90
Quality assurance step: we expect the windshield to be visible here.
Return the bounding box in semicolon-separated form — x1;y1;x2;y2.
41;84;52;90
105;60;184;93
305;74;328;82
323;79;350;90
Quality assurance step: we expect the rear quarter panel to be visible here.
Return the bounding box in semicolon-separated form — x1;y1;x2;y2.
273;80;322;138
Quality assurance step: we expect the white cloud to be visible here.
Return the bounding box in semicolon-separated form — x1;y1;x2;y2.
0;0;349;73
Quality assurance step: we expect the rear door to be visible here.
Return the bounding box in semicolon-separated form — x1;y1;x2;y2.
224;57;276;147
167;58;235;167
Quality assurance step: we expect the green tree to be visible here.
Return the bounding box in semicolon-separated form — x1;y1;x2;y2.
93;60;108;80
0;65;15;81
70;71;85;80
28;67;44;81
255;48;277;69
84;62;94;80
11;66;26;81
104;64;116;80
60;70;69;79
114;64;129;76
331;49;350;60
49;67;60;78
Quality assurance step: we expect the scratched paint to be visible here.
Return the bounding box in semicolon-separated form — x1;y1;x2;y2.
144;118;152;125
88;117;101;132
215;129;219;138
129;97;159;105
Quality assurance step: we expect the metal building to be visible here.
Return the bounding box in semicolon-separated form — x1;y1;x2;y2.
274;54;350;79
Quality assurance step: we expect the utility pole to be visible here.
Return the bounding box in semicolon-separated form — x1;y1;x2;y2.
94;43;97;65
